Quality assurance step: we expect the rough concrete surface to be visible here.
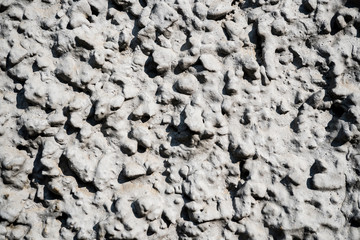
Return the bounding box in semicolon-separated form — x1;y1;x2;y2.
0;0;360;239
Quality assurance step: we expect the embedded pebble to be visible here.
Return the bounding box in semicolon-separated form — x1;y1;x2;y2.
175;74;199;95
8;44;28;66
200;54;222;72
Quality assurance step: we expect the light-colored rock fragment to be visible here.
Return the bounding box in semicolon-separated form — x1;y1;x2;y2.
312;173;345;191
64;145;97;182
200;54;222;72
175;74;199;95
123;161;146;179
8;44;27;65
207;3;232;20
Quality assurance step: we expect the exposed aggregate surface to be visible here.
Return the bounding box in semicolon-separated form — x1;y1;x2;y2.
1;0;360;239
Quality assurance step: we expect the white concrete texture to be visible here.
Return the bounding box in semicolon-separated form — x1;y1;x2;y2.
0;0;360;239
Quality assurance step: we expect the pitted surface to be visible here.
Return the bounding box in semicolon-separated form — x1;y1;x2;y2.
0;0;360;239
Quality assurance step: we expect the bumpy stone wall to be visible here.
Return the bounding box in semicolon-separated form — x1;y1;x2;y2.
1;0;360;239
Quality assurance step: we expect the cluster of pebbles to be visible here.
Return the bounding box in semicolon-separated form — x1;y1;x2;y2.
1;0;360;239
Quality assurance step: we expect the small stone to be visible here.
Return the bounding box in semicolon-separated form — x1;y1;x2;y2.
200;54;222;72
21;110;49;136
36;56;52;69
184;105;205;133
75;33;96;50
8;62;32;82
311;173;344;190
69;112;84;128
307;90;325;109
193;2;207;20
110;95;124;110
287;169;303;186
175;74;199;95
152;46;176;74
133;195;163;220
15;83;22;91
23;75;47;107
94;99;110;121
150;2;178;32
233;139;256;159
93;49;105;66
7;5;24;20
120;139;138;156
277;101;290;114
207;3;232;20
55;56;77;82
241;56;260;80
64;146;97;182
271;19;287;36
130;126;152;148
112;0;134;8
123;162;146;179
69;13;89;29
8;45;27;65
118;31;131;51
336;15;347;30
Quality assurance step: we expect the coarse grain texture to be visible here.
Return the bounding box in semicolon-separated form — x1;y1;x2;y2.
0;0;360;239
